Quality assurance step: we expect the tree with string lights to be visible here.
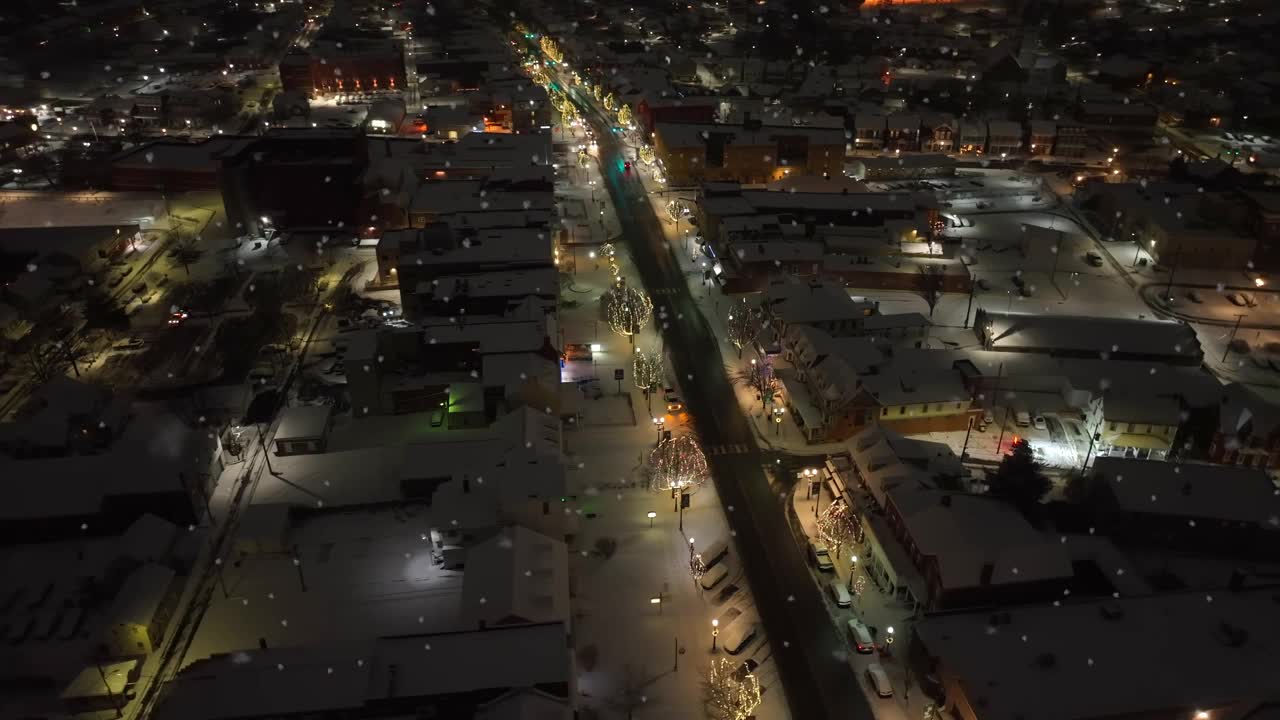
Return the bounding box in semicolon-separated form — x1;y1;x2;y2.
726;297;764;359
648;434;708;494
601;281;652;340
634;349;663;412
704;656;762;720
617;103;633;128
816;497;861;553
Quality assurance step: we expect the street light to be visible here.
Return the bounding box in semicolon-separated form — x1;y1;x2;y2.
711;618;720;651
688;537;696;560
647;510;657;527
1255;277;1266;288
886;626;896;645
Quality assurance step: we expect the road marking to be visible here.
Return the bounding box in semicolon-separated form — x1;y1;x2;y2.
652;287;679;296
706;443;751;456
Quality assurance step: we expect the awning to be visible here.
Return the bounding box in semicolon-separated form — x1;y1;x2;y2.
1106;433;1172;451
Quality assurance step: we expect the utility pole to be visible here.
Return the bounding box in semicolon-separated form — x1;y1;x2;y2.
1164;250;1180;301
964;278;977;328
1223;312;1248;362
993;362;1008;456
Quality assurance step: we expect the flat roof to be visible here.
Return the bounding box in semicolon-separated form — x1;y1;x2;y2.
655;121;847;149
274;405;332;442
979;310;1202;361
1092;457;1280;527
108;563;175;626
459;526;570;629
915;587;1280;720
762;277;879;324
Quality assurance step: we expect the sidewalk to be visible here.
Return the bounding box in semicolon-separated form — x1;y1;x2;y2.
788;481;931;720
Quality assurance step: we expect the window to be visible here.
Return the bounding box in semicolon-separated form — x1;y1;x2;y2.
881;407;888;417
1108;422;1117;432
899;407;906;415
955;402;963;409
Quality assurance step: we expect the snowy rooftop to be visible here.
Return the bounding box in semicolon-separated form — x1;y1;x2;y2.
459;526;570;629
274;405;332;442
978;310;1203;363
761;277;878;325
654;121;847;150
1091;457;1280;527
914;587;1280;720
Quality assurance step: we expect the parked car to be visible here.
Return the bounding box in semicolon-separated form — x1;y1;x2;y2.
1228;292;1254;307
865;664;894;697
1033;415;1048;431
1187;290;1204;303
112;337;145;351
810;541;834;571
1085;251;1104;267
847;618;875;653
1015;410;1032;427
828;579;851;608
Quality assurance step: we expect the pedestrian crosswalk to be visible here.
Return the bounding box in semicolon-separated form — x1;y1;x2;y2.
652;287;680;296
705;443;751;456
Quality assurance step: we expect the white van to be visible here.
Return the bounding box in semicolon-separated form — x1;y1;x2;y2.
721;614;759;655
699;563;728;591
1015;410;1032;427
865;664;894;698
828;579;851;608
699;539;729;569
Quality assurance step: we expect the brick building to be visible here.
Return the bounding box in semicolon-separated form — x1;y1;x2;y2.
653;118;846;185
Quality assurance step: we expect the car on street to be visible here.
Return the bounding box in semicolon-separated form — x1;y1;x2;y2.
846;618;875;654
1033;415;1048;431
829;579;851;607
167;310;189;326
865;664;894;698
810;541;834;571
1187;290;1204;303
113;337;146;351
1228;292;1254;307
976;278;991;291
1085;251;1104;267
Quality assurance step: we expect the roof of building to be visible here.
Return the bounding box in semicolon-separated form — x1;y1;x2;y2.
1092;457;1280;528
460;526;570;629
654;121;847;149
979;310;1202;361
761;277;877;325
275;405;332;442
1103;393;1184;425
890;488;1073;589
915;587;1280;720
107;562;174;627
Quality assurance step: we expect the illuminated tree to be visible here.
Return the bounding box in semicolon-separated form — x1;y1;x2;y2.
539;36;563;63
729;359;774;410
638;145;655;165
726;297;763;359
634;349;663;411
816;497;861;551
577;149;590;168
648;434;709;494
704;657;762;720
617;103;633;128
603;92;616;111
601;282;652;339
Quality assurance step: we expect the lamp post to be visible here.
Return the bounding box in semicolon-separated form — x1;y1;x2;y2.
647;510;657;527
688;537;695;561
711;619;720;651
773;406;785;435
652;416;665;445
292;555;307;592
848;554;859;592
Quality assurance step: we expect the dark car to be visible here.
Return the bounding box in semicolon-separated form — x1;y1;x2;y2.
1085;251;1104;267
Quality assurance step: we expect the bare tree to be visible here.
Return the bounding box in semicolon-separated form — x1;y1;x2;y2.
915;264;947;317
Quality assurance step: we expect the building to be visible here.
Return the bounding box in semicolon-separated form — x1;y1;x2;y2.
920;114;955;153
853;114;886;151
850;153;957;181
1208;383;1280;469
1239;191;1280;269
1052;122;1088;157
634;96;717;133
1076;100;1158;143
273;405;333;456
110;136;255;192
884;114;921;152
985;121;1022;156
1084;458;1280;560
458;526;570;630
1087;182;1254;270
973;309;1203;366
344;320;560;419
99;563;176;659
279;37;406;96
1027;121;1055;156
1087;393;1183;461
155;623;573;720
957;122;986;155
653;119;846;185
760;277;879;339
914;587;1280;720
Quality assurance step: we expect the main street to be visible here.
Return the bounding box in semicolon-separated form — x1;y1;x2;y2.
567;87;874;720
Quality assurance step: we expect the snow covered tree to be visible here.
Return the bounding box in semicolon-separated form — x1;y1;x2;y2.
726;298;763;359
648;434;709;494
617;103;633;128
634;349;663;411
601;282;652;339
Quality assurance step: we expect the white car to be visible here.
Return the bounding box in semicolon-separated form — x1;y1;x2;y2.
810;541;834;571
1033;415;1048;431
847;618;874;654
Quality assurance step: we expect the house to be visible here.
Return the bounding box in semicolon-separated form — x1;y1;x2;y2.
459;526;570;630
1207;383;1280;469
1088;393;1183;461
1085;458;1280;559
1027;121;1055;156
853;114;886;150
760;277;879;338
273;405;333;456
920;113;955;153
985;121;1022;156
957;121;986;154
1076;100;1158;143
885;114;921;152
99;563;177;658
